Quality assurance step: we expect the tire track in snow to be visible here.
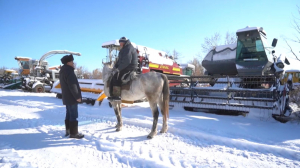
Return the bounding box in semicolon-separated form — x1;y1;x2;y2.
72;111;300;167
74;108;300;160
1;91;300;167
2;102;300;167
80;122;299;167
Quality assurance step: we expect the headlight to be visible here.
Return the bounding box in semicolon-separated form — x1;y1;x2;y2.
276;62;284;69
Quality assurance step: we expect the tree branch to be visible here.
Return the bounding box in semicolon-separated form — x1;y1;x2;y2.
285;39;300;61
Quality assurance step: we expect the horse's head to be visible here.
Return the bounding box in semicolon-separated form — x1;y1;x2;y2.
102;61;113;82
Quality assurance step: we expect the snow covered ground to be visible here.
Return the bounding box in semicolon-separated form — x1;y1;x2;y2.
0;89;300;168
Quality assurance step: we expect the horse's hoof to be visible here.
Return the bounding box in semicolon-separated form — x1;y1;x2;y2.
147;135;153;139
160;127;168;133
116;127;122;132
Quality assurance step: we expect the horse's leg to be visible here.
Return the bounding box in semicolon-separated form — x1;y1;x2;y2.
147;101;159;139
112;100;123;131
158;98;168;133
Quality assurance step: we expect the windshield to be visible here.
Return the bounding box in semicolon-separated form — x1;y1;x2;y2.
20;61;29;69
236;32;268;62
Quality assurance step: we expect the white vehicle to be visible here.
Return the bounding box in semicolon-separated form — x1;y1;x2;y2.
51;79;106;105
15;50;81;92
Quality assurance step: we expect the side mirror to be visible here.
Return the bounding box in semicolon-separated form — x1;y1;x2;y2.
285;58;290;65
272;38;278;47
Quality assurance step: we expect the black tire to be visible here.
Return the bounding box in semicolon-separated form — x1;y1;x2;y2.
33;84;45;93
184;106;194;111
56;94;62;99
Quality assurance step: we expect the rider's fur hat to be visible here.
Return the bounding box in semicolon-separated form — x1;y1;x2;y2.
119;37;128;43
61;54;74;64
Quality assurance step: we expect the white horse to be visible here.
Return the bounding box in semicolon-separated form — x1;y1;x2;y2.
102;63;169;139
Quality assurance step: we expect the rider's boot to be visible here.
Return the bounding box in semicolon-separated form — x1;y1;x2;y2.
108;86;121;101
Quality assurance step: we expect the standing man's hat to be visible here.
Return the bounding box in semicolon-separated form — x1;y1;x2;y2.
119;37;128;43
61;54;74;64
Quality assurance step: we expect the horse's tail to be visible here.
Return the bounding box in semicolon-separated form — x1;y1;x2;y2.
161;74;169;121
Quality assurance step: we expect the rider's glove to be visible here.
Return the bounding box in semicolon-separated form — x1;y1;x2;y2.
112;68;119;76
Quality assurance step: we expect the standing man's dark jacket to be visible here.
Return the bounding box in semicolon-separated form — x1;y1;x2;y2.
114;40;138;71
59;65;82;105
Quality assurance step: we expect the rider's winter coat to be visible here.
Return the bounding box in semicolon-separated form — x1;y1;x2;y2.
59;64;82;105
114;40;138;71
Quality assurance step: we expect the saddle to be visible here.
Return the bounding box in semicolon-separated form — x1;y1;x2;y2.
107;69;139;98
120;70;138;85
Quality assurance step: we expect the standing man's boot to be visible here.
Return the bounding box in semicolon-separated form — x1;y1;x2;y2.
69;121;84;139
65;120;70;137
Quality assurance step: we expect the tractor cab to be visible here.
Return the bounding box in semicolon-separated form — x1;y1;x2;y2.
235;27;277;76
15;57;31;76
101;40;121;65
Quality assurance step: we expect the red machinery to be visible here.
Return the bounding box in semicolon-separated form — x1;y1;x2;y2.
102;40;194;86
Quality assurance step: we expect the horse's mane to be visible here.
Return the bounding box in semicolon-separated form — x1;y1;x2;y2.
102;64;113;83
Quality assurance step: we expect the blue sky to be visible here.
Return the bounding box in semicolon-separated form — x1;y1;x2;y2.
0;0;299;71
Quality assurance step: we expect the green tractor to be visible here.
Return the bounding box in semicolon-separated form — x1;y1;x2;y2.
0;69;22;89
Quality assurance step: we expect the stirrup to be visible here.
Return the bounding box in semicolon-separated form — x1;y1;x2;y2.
107;96;121;101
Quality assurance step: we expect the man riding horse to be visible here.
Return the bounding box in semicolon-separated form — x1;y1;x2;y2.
108;37;138;101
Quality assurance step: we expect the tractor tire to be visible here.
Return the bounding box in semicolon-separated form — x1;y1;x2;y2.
33;85;45;93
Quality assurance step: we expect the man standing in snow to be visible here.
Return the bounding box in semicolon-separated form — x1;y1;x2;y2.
59;54;84;139
108;37;138;101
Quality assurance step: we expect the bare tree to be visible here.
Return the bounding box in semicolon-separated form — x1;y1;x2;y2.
201;32;236;53
92;68;102;79
189;57;204;76
162;49;170;56
162;49;182;60
285;6;300;61
74;62;91;79
195;52;203;60
224;31;237;45
201;32;222;53
172;49;182;61
0;66;8;76
0;66;8;70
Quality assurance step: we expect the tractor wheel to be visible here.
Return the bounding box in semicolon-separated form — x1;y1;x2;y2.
33;85;45;93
